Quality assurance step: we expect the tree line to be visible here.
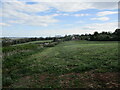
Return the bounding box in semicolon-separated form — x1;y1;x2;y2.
2;37;54;47
63;29;120;41
2;29;119;47
89;29;119;41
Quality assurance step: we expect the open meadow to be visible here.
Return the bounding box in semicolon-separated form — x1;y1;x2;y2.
1;1;119;89
2;40;119;88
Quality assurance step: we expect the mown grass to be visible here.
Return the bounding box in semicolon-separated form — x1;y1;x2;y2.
2;40;119;88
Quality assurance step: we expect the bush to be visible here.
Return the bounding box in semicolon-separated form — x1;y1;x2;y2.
3;76;13;86
44;42;58;47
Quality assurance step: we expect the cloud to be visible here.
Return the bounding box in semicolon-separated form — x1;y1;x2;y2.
1;1;58;26
51;13;69;17
2;0;120;2
83;22;117;33
7;15;58;26
91;17;110;21
0;23;10;26
97;11;118;16
51;13;90;17
45;2;94;12
2;0;49;13
0;1;118;27
76;21;84;23
44;2;117;12
74;14;89;17
118;22;120;29
1;1;117;13
1;1;91;27
91;2;117;10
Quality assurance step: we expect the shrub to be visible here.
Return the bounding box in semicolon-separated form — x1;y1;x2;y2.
44;42;58;47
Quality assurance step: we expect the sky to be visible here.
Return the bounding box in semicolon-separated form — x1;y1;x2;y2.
0;0;118;37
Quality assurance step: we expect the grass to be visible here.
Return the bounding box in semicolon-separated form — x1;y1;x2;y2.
13;40;53;46
2;40;119;88
3;44;39;53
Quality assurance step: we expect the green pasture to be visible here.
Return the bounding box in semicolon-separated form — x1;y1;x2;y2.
3;40;119;88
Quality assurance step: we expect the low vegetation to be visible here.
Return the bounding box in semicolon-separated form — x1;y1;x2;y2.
2;40;119;88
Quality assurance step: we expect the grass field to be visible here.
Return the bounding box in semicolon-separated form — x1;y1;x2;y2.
3;40;119;88
12;40;52;46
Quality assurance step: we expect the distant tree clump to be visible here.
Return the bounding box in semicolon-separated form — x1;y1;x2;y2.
89;29;120;41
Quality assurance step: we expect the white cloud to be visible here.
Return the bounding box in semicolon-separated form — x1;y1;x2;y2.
1;1;117;14
51;13;69;16
45;2;117;12
0;1;118;27
91;2;117;10
2;0;49;13
97;11;118;16
51;13;90;17
7;15;58;26
74;14;89;17
118;22;120;29
0;23;10;26
45;2;94;12
2;0;120;2
83;22;117;33
76;21;84;23
62;14;69;16
1;1;58;26
91;17;110;21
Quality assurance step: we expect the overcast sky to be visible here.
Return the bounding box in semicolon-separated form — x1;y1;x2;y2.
0;0;118;37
